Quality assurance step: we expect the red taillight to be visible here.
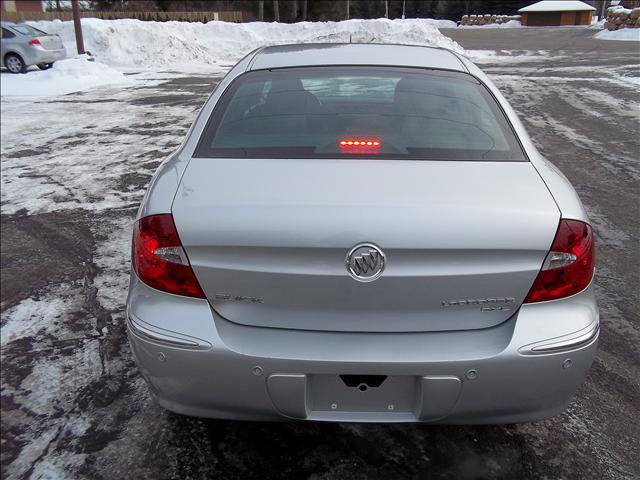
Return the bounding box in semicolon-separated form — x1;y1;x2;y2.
28;38;41;45
524;219;595;303
132;214;205;298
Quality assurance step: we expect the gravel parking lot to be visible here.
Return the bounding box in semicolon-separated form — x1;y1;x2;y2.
1;28;638;479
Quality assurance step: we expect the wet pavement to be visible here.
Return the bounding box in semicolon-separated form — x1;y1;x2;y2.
1;28;639;479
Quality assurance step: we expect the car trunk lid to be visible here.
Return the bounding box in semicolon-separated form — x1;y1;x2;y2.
172;158;559;333
35;35;63;50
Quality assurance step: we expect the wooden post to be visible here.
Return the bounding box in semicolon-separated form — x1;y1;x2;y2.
71;0;85;55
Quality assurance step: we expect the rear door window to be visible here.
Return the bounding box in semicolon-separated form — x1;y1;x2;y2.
195;67;526;161
11;25;47;36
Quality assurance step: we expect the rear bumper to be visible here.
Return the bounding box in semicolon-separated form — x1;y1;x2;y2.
126;274;599;424
23;47;66;66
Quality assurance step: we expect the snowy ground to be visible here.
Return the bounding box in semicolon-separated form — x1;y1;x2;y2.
595;28;640;41
1;26;639;480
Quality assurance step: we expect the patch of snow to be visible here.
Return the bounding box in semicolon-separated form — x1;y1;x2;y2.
0;56;131;97
576;83;640;112
92;215;135;312
464;49;560;63
491;72;639;91
607;5;631;14
0;289;74;345
21;340;103;415
614;75;640;85
3;329;100;478
594;28;640;41
543;115;604;153
26;18;465;71
426;19;458;28
460;20;522;28
5;428;61;480
31;453;90;480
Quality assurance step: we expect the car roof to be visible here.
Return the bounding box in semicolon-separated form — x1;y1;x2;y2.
248;43;468;72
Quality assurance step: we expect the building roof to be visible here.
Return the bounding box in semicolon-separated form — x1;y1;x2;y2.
519;1;596;12
249;44;466;72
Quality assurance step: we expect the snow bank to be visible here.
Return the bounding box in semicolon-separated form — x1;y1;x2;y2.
26;18;464;70
0;56;131;97
460;20;522;28
3;18;463;97
595;28;640;41
424;19;457;28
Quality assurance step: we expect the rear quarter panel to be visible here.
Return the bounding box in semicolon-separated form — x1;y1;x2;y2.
457;54;589;223
137;51;257;218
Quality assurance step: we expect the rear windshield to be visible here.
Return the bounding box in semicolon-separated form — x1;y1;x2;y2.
10;25;47;36
195;67;526;161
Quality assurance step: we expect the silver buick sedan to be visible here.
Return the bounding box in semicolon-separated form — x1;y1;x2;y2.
1;22;65;73
126;44;598;423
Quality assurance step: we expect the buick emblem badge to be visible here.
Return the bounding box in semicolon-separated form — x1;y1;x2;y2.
346;243;386;282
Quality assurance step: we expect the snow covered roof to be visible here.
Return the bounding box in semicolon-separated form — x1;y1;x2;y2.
519;1;596;12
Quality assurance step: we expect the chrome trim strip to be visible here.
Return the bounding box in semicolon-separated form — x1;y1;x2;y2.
531;323;599;352
127;313;212;350
519;321;599;355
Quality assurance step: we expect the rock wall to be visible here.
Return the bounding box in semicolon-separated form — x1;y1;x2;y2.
459;14;521;26
605;6;640;30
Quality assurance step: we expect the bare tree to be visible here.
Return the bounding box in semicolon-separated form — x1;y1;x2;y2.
302;0;307;21
463;0;472;15
274;0;279;22
290;0;297;22
258;0;264;21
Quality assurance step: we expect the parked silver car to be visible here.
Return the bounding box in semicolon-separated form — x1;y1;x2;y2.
1;22;66;73
127;44;598;424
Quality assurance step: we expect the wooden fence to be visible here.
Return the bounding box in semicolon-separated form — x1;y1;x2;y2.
0;10;243;23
